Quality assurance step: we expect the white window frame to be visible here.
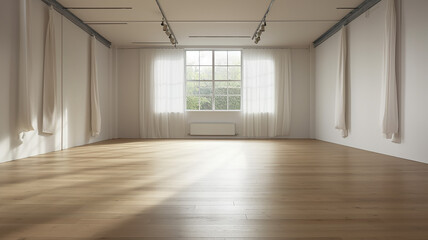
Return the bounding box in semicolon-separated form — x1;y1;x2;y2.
185;50;242;111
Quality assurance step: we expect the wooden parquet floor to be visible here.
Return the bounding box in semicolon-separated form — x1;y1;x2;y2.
0;139;427;239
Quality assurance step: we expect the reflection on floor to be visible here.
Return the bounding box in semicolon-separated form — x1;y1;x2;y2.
0;139;428;239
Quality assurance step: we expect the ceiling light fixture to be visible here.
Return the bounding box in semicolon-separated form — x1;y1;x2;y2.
170;36;176;45
252;0;275;44
161;20;168;31
155;0;178;47
260;22;266;32
65;7;133;10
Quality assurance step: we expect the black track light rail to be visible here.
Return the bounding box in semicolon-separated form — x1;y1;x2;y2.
251;0;275;41
155;0;178;46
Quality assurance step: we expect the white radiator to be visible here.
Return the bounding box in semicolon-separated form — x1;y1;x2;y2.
190;123;236;136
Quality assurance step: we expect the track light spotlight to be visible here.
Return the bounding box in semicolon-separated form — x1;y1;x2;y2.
257;31;262;37
161;18;167;31
255;37;260;44
165;29;170;36
260;24;265;32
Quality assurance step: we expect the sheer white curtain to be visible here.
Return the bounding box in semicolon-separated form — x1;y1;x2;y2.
18;0;34;134
139;49;186;138
242;49;291;137
42;6;57;134
335;26;348;138
380;0;399;142
90;36;102;137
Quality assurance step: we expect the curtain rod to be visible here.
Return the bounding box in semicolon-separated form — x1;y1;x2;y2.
41;0;112;48
313;0;381;47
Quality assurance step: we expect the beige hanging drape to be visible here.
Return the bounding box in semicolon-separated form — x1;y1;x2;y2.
17;0;34;134
42;6;57;134
335;26;348;138
380;0;399;142
90;36;102;137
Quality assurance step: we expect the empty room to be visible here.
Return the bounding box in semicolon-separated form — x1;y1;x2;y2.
1;0;428;239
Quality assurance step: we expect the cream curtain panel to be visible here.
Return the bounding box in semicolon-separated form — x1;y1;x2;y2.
90;36;102;137
42;7;57;134
139;49;186;138
380;0;399;142
18;0;34;134
335;26;348;138
241;49;291;137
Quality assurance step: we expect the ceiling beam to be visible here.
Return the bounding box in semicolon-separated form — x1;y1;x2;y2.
41;0;112;48
313;0;381;47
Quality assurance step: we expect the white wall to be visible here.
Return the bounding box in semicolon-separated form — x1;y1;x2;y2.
117;48;311;138
0;0;18;162
0;0;116;163
290;49;311;138
117;49;140;138
315;0;428;164
62;19;91;149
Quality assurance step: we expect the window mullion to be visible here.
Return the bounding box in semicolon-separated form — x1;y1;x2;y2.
212;50;215;110
198;51;201;110
226;51;229;110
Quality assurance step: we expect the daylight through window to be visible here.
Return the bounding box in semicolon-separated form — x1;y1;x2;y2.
186;50;241;110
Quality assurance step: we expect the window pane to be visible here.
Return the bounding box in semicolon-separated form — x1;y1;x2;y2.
187;96;199;110
200;96;212;110
228;96;241;110
228;81;241;95
215;82;227;95
215;51;227;65
186;51;199;65
228;51;241;65
200;66;212;80
215;96;227;110
186;82;199;95
186;66;199;80
200;51;212;65
215;66;227;80
228;66;241;80
200;82;213;95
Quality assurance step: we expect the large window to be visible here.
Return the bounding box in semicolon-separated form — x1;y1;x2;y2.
186;50;241;110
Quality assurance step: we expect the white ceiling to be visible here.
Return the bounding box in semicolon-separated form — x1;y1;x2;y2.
57;0;364;48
